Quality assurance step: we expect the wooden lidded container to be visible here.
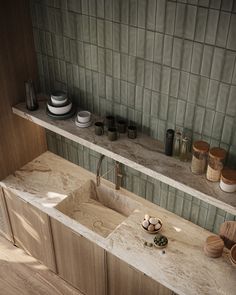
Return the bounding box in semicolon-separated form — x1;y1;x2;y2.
219;221;236;249
220;169;236;193
204;235;224;258
191;141;210;175
206;147;226;182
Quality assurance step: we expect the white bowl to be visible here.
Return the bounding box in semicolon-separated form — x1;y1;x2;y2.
77;111;91;123
47;100;72;115
51;97;68;106
75;118;92;128
51;91;67;101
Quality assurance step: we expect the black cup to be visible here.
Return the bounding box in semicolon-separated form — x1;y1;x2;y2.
127;125;137;139
108;127;118;141
105;115;115;128
117;120;127;133
95;122;104;136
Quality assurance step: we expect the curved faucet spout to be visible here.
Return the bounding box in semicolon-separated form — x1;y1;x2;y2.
96;155;105;186
96;155;123;190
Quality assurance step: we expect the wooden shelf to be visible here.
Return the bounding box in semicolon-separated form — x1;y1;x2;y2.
12;102;236;215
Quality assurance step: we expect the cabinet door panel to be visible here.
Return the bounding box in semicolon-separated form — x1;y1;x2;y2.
4;189;56;272
0;188;13;242
51;217;106;295
107;253;173;295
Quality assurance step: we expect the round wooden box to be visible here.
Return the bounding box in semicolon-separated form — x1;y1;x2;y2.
204;235;224;258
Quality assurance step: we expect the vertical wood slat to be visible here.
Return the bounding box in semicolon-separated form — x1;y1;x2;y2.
0;187;14;243
0;0;47;181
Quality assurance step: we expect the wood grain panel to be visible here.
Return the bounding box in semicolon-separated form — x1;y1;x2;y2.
4;189;57;272
0;0;46;180
0;235;82;295
51;217;107;295
0;188;13;242
107;252;173;295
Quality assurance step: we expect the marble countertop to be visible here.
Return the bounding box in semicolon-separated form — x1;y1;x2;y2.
1;151;235;295
12;102;236;215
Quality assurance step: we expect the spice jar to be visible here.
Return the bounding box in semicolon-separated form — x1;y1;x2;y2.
173;131;182;158
206;147;226;182
180;137;190;162
191;141;209;175
220;169;236;193
165;129;174;156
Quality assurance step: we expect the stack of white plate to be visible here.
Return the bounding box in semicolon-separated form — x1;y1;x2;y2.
47;91;73;116
75;111;92;128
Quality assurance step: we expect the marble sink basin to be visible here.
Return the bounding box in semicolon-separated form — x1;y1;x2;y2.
55;180;138;238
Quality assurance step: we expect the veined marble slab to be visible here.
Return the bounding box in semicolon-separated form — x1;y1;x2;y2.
0;152;235;295
12;102;236;215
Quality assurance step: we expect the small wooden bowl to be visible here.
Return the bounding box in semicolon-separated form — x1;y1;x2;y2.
230;244;236;266
141;217;162;234
153;233;168;249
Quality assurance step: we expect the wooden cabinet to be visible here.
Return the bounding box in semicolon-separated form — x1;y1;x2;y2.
107;252;173;295
3;188;57;272
50;217;107;295
0;188;13;242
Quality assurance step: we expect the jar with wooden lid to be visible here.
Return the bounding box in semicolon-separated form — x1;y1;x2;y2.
220;169;236;193
206;147;226;182
191;141;209;175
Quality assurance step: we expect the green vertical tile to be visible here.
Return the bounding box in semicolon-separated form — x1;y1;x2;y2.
56;134;63;157
197;206;208;228
225;212;235;221
182;195;192;220
190;204;200;224
89;156;97;174
205;204;217;231
145;181;154;202
132;175;141;197
152;179;161;206
174;191;184;217
156;0;166;33
83;147;90;171
192;196;201;206
67;142;78;165
167;187;176;213
160;183;168;209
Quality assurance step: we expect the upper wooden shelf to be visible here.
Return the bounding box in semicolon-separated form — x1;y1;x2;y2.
12;102;236;215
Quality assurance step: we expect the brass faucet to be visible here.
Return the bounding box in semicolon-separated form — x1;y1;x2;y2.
96;155;123;190
114;161;122;190
96;155;105;186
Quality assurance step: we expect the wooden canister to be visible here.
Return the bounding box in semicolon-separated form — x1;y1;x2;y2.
191;141;209;174
206;148;226;182
219;221;236;249
204;235;224;258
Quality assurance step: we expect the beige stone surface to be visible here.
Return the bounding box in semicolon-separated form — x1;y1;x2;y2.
1;151;236;295
12;102;236;215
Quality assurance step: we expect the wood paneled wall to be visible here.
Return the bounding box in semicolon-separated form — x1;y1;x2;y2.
0;0;47;180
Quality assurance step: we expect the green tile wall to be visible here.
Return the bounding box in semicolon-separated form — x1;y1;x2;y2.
47;130;236;234
31;0;236;166
31;0;236;233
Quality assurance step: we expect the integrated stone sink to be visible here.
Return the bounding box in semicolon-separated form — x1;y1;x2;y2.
55;180;139;238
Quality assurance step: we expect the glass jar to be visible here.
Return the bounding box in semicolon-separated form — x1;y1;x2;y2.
173;131;182;158
206;147;226;182
180;137;190;162
220;169;236;193
191;141;209;175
